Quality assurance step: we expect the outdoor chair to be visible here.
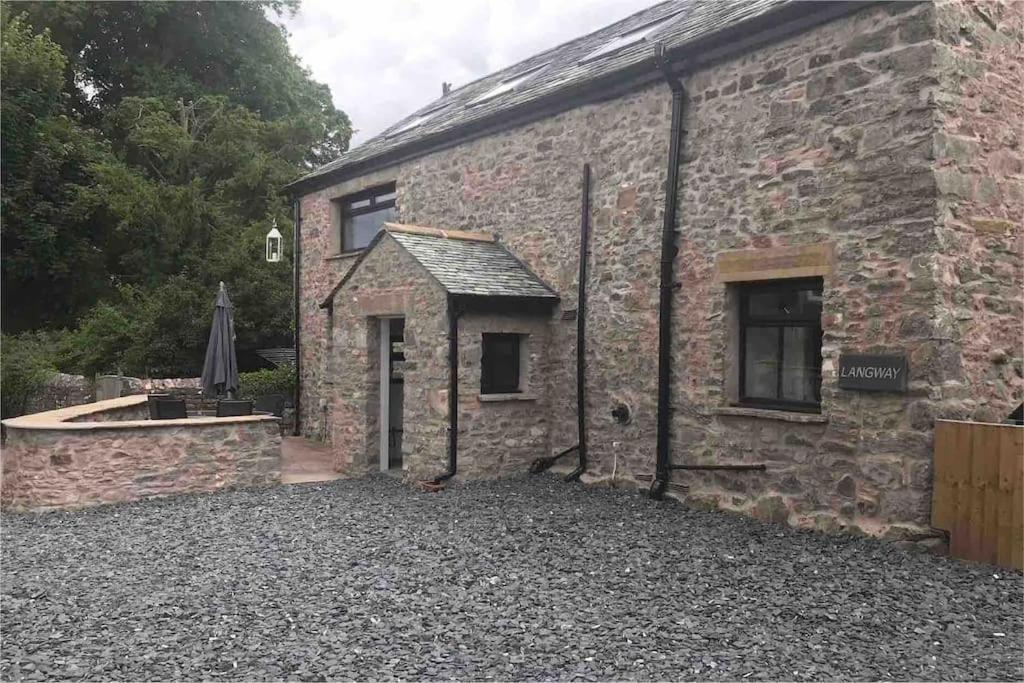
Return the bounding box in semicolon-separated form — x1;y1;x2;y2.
216;399;253;417
146;393;172;419
253;394;286;418
152;398;187;420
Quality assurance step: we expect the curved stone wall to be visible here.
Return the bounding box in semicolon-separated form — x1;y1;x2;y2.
1;397;281;511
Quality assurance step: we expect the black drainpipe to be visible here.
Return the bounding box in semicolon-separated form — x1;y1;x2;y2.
529;164;591;477
434;294;462;482
292;199;302;437
650;45;685;500
565;163;591;482
649;46;767;497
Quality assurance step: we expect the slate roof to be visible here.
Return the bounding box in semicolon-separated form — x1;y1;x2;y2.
291;0;796;191
320;224;558;308
254;348;296;368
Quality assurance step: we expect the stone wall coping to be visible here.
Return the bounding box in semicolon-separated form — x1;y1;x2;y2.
325;251;362;262
2;395;278;432
713;406;829;424
384;222;495;243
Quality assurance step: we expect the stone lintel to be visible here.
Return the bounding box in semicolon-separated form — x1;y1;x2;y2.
714;242;837;283
355;290;411;316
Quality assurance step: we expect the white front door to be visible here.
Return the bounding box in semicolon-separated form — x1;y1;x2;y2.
378;317;405;471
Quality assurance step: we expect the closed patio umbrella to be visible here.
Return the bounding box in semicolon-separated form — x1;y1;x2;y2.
201;282;239;398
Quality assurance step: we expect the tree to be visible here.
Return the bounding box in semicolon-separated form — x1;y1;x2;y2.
1;3;349;376
1;11;114;330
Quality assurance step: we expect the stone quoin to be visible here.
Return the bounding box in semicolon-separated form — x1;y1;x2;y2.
285;0;1023;542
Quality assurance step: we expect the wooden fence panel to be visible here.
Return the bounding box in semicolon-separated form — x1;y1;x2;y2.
932;420;1024;570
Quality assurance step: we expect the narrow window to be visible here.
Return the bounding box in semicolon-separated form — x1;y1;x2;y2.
481;333;522;395
335;183;397;252
738;278;823;412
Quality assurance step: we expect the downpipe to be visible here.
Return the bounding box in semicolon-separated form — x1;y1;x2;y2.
434;295;463;483
292;199;302;436
530;163;591;479
648;47;767;496
565;163;592;482
650;45;685;501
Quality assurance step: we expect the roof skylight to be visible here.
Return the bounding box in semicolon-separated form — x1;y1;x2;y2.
468;64;549;106
386;107;442;137
580;13;679;64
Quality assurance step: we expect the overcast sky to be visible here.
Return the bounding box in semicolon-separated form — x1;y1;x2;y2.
282;0;655;147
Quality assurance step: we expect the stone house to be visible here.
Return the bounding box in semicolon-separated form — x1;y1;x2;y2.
285;0;1022;540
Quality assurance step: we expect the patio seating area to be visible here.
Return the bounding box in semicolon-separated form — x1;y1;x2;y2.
2;476;1020;681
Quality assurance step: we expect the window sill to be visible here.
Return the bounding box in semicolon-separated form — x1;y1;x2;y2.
713;406;828;424
479;393;537;403
325;251;363;261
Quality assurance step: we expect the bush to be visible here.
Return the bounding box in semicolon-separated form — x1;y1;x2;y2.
1;333;58;418
238;363;294;399
57;296;139;377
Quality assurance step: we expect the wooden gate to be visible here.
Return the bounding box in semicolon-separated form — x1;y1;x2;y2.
932;420;1023;570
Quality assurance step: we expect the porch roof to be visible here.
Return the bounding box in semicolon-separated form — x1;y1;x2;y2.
319;223;559;308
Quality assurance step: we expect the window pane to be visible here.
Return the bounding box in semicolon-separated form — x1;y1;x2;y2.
747;290;784;318
343;205;395;251
747;285;822;322
743;326;779;400
348;198;371;209
482;334;521;394
781;327;822;403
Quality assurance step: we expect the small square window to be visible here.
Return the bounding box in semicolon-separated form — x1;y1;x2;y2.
738;278;823;412
481;333;522;395
334;183;397;253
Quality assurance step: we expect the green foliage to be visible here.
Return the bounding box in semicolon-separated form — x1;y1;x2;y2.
1;3;349;376
0;11;65;173
238;364;295;399
1;333;58;419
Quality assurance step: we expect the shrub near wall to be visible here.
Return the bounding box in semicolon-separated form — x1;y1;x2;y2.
238;364;295;400
1;333;58;418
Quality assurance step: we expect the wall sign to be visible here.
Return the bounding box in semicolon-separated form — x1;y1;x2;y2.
838;354;908;392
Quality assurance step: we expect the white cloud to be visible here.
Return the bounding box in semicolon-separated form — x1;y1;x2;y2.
281;0;655;147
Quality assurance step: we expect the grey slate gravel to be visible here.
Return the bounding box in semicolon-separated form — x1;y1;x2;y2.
2;475;1021;682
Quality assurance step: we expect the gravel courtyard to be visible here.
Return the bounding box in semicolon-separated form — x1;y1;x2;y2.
2;476;1021;681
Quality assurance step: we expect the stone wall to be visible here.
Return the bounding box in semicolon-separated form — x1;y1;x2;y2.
25;373;93;415
66;401;149;423
298;167;401;440
932;0;1023;423
322;236;557;479
664;1;948;537
456;313;553;478
1;398;281;511
297;2;1023;540
325;236;450;477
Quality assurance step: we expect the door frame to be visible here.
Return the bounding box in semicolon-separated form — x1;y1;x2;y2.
378;316;404;472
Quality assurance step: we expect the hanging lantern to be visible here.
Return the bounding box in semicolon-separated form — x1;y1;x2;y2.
265;220;283;263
